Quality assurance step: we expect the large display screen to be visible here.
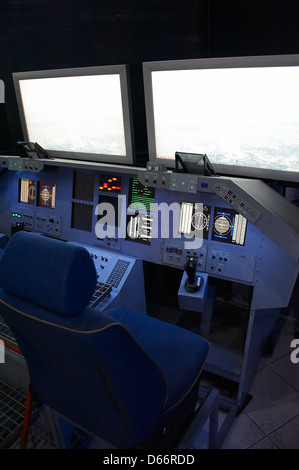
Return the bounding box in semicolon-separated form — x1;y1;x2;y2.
143;55;299;182
13;65;135;165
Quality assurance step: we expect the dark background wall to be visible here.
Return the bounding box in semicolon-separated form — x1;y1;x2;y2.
1;0;299;166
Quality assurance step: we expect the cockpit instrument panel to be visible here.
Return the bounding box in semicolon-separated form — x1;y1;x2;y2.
179;202;211;240
19;178;36;205
126;178;156;245
37;182;56;209
212;207;247;246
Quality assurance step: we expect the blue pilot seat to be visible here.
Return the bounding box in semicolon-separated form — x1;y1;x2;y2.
0;231;212;448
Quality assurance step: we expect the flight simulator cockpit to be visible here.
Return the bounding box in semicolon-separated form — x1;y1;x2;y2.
0;54;298;449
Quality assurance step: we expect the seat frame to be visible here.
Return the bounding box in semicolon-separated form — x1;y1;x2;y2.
20;385;220;449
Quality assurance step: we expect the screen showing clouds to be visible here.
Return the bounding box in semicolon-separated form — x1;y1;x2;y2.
152;66;299;172
20;74;126;156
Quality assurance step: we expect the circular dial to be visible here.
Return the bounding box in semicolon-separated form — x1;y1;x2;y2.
213;214;232;235
191;211;208;231
40;187;51;203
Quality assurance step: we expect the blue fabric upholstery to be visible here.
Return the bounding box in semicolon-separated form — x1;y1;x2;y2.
0;291;167;447
0;232;210;448
109;308;209;415
0;231;97;316
0;234;8;249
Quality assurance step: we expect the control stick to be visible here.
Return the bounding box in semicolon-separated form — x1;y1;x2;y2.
184;256;203;293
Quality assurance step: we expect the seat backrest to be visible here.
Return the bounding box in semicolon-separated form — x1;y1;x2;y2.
0;232;167;448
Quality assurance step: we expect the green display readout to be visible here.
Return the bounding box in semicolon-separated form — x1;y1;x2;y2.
128;178;155;212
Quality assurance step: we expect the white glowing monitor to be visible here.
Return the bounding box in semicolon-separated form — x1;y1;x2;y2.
13;65;134;165
143;55;299;182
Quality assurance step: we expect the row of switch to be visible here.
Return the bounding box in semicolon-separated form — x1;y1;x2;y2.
90;253;108;262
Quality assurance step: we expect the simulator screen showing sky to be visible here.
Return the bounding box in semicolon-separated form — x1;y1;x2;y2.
151;66;299;172
19;74;126;156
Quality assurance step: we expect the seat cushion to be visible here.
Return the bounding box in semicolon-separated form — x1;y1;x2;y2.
0;231;97;316
107;307;209;413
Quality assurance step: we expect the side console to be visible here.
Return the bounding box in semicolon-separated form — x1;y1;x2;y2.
69;241;147;314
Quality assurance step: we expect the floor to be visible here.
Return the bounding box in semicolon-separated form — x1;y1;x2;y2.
193;307;299;449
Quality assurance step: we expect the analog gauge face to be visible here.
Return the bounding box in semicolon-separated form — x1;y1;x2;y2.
40;187;51;203
213;214;232;236
191;211;208;231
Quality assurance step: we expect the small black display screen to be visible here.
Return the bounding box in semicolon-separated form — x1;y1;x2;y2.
73;171;95;201
37;182;56;209
99;174;122;194
19;178;36;205
127;178;155;212
179;202;211;239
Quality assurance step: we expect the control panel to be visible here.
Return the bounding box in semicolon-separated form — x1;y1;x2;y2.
70;241;135;294
206;249;256;283
212;181;262;224
1;155;44;172
67;241;147;313
10;208;62;236
0;164;297;312
163;243;207;271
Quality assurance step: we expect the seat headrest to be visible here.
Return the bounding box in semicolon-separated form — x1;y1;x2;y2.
0;231;97;317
